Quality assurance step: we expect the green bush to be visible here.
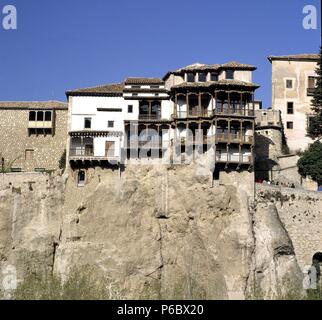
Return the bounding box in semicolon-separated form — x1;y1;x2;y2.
298;141;322;185
13;266;123;300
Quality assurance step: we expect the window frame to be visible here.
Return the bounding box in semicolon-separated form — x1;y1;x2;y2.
225;70;235;80
287;102;294;115
198;72;207;82
285;79;293;89
84;117;92;129
286;121;294;130
186;73;195;83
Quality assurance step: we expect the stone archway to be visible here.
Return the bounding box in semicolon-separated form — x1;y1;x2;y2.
313;252;322;263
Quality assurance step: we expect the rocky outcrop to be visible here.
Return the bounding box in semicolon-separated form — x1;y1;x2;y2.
0;168;305;300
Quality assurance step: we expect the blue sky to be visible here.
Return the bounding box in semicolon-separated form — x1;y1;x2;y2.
0;0;320;107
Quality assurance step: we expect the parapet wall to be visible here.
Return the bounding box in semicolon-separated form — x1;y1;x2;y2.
256;184;322;269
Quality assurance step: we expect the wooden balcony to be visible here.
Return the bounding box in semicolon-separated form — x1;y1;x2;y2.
216;152;253;164
126;139;169;149
173;106;255;119
175;134;253;145
138;114;161;121
28;121;53;129
69;148;119;162
174;110;213;119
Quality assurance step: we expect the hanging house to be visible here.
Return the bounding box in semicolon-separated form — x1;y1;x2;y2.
66;61;260;171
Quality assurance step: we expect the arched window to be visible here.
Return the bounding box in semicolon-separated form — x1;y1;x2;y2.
37;111;44;121
313;252;322;263
29;111;36;121
45;111;52;121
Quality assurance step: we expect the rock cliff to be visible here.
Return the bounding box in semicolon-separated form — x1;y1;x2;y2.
0;167;305;299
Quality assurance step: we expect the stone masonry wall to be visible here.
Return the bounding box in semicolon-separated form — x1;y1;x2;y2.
0;108;68;172
256;184;322;270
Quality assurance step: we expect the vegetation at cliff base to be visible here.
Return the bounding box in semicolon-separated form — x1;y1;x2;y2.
298;141;322;185
11;266;123;300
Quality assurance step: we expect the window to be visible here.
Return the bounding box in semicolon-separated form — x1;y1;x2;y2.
108;121;114;128
198;73;207;82
45;111;52;121
151;85;160;89
77;171;86;187
128;105;133;113
25;149;34;160
308;76;317;89
84;118;92;129
287;122;294;129
286;79;293;89
226;70;234;80
34;168;45;173
132;93;138;97
132;85;141;89
187;73;195;82
29;111;36;121
37;111;44;121
287;102;294;114
210;73;218;81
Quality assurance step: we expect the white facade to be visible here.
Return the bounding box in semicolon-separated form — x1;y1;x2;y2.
68;86;172;162
270;55;319;152
67;63;258;167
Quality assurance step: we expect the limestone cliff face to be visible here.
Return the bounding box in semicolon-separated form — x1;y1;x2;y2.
0;168;304;300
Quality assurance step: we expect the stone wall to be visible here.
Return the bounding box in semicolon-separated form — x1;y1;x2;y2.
255;128;282;180
0;106;68;172
256;184;322;270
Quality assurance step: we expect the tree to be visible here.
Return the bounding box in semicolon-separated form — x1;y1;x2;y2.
308;47;322;138
298;141;322;185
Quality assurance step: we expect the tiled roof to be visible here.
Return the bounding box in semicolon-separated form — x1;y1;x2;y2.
221;61;256;69
177;63;221;72
268;54;320;62
164;61;256;79
0;101;68;110
66;83;124;96
124;77;164;85
171;79;260;90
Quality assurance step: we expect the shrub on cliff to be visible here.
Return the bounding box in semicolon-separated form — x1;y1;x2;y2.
13;266;123;300
308;47;322;138
298;141;322;185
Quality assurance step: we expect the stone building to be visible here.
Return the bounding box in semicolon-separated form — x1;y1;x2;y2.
268;54;320;152
254;108;283;181
0;101;68;172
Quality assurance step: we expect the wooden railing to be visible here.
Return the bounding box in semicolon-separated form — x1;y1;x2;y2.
175;134;253;145
216;153;253;164
173;108;255;119
138;114;161;121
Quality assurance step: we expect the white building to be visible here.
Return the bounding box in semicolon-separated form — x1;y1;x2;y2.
66;78;171;165
268;54;320;152
66;61;260;177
